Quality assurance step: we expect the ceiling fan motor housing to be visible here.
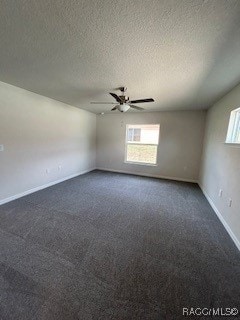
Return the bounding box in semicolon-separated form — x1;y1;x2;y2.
119;95;128;104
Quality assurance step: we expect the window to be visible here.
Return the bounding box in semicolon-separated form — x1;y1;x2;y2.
125;124;160;165
226;107;240;144
128;128;141;142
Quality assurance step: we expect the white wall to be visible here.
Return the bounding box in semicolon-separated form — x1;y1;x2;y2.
96;111;206;182
0;81;96;202
200;84;240;249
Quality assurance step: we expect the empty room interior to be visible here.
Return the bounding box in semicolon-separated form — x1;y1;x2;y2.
0;0;240;319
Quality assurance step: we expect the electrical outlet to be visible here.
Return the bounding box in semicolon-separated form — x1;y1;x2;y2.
219;189;223;198
228;198;232;207
46;168;50;174
0;145;4;151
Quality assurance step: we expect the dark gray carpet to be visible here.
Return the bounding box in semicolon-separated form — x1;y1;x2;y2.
0;170;239;319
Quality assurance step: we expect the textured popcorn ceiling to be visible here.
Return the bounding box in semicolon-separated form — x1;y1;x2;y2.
1;0;240;113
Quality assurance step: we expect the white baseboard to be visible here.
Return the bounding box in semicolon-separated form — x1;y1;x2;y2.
199;184;240;251
96;167;198;183
0;168;96;206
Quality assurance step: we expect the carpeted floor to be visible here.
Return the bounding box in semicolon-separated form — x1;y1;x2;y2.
0;170;239;319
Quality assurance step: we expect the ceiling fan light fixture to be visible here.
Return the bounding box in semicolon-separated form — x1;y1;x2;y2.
90;87;154;112
117;104;130;112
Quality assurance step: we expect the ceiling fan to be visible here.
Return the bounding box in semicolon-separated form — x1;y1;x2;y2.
91;87;154;112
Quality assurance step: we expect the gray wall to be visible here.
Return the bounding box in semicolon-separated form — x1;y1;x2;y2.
96;111;206;182
200;83;240;248
0;81;96;202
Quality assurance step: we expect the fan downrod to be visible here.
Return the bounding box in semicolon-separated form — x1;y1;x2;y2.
119;86;127;93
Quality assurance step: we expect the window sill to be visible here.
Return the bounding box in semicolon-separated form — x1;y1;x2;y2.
124;161;158;167
224;142;240;147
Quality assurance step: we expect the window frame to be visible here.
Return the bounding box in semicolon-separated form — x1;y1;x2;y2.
225;107;240;145
124;124;160;166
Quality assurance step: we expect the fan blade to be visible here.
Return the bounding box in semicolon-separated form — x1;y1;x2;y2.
129;98;154;104
90;102;116;104
111;106;117;111
129;104;144;111
109;93;123;103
